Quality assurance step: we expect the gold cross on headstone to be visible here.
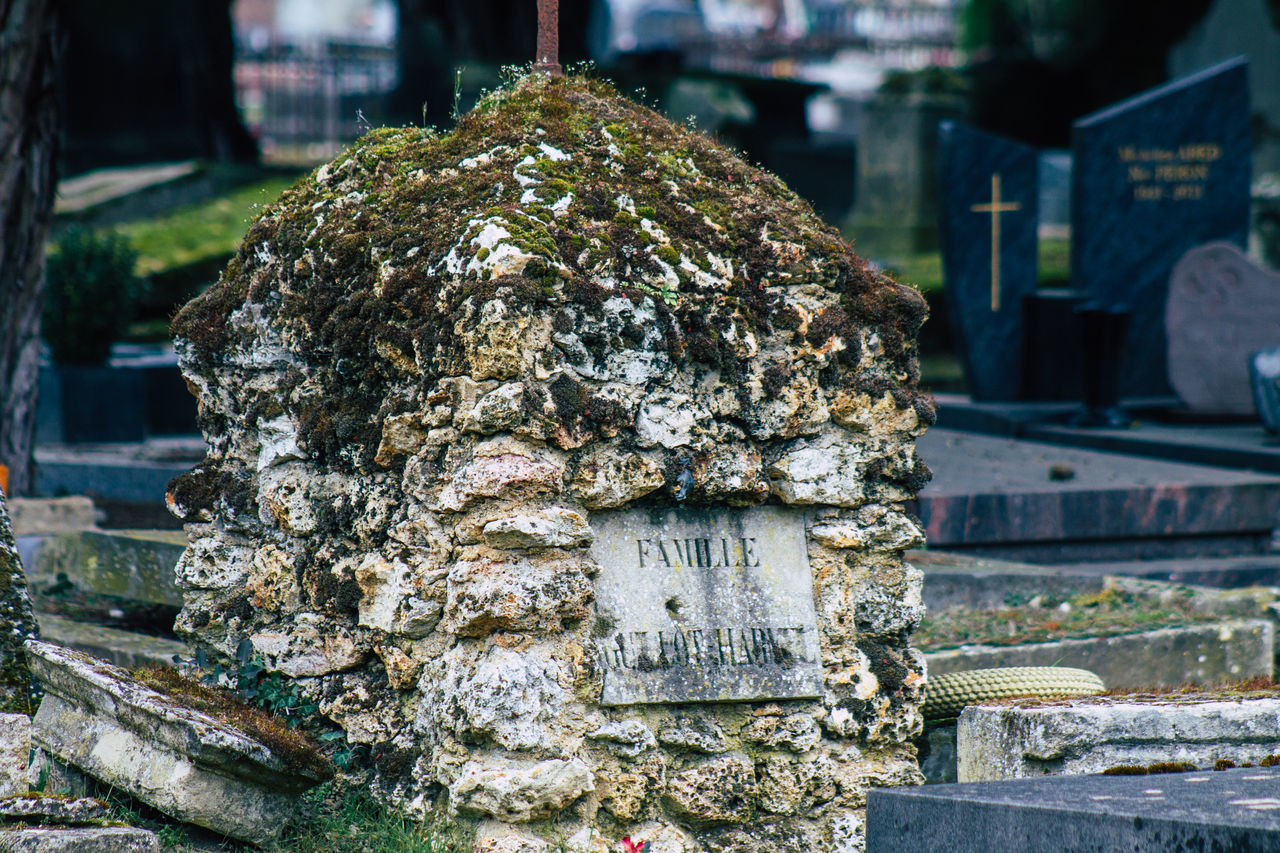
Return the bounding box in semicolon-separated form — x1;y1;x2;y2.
535;0;563;76
970;173;1021;312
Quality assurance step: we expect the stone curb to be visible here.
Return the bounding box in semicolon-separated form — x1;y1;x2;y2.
957;696;1280;782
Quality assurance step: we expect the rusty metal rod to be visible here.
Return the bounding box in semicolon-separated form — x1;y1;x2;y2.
535;0;563;76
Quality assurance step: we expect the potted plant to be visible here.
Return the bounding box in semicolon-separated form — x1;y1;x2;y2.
41;226;147;443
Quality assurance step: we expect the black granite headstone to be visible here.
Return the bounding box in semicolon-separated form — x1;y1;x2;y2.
938;121;1039;401
1071;56;1251;398
868;765;1280;852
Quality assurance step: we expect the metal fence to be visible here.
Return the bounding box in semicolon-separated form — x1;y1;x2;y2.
234;42;397;164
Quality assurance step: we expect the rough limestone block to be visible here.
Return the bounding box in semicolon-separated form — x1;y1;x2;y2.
0;716;30;798
449;758;594;821
958;696;1280;782
0;827;160;853
25;641;329;845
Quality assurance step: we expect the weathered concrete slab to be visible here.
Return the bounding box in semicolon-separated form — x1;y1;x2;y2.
27;530;185;608
925;620;1274;690
0;717;30;798
0;827;160;852
590;506;823;705
867;765;1280;853
26;641;329;845
35;614;188;671
958;694;1280;782
916;428;1280;559
5;499;96;537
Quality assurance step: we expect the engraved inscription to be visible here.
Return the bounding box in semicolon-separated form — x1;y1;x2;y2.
1119;142;1221;202
590;506;823;706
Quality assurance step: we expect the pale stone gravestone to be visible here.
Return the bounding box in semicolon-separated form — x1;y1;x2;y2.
937;121;1039;401
167;75;934;851
1071;56;1251;397
867;765;1280;852
1166;241;1280;414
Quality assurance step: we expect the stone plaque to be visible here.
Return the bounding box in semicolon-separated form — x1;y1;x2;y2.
590;506;822;706
1071;56;1251;397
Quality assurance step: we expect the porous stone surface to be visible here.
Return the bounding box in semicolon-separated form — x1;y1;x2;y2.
0;491;37;713
0;716;31;797
0;827;160;853
167;74;932;850
25;641;330;846
958;694;1280;782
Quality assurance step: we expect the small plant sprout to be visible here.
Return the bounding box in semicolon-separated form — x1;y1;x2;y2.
451;67;464;121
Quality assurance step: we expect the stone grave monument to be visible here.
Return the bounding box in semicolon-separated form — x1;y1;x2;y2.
937;121;1039;401
1071;56;1251;398
167;74;933;851
1166;241;1280;414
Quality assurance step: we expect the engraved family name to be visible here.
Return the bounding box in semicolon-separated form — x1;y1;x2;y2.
590;506;823;706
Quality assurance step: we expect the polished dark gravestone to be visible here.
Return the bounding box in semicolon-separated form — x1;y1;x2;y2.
867;765;1280;852
938;121;1039;401
1071;56;1251;398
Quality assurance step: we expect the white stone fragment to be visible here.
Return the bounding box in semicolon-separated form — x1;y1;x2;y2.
450;757;594;822
587;720;656;758
250;613;365;677
482;508;592;550
255;415;306;471
636;395;698;449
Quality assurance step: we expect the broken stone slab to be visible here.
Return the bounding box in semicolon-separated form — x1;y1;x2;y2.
0;827;159;853
957;693;1280;782
26;530;185;609
25;640;330;846
0;795;109;824
925;619;1274;690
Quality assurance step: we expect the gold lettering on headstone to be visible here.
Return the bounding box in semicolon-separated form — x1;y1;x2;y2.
970;173;1021;312
1119;141;1219;202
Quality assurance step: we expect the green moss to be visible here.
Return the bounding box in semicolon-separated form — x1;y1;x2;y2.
173;73;925;473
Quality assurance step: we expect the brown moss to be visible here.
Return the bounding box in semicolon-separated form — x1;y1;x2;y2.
134;667;332;778
172;73;924;478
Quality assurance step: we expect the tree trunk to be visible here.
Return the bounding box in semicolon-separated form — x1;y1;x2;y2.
0;0;60;496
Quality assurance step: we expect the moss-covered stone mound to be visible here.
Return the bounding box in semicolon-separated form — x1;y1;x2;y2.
168;73;933;851
172;74;930;478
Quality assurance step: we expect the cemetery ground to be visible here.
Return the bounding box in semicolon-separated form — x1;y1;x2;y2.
13;72;1280;851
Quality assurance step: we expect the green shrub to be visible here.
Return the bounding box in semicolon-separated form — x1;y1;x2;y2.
44;227;144;365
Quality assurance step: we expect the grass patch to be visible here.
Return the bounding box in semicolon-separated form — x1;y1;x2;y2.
915;585;1216;650
269;783;468;853
115;176;300;276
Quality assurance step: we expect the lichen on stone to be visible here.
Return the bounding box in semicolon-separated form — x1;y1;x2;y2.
0;491;39;713
167;71;933;852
